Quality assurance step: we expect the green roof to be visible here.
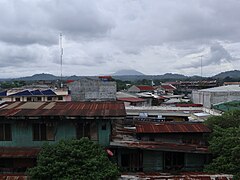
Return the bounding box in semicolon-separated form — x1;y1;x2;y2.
213;101;240;112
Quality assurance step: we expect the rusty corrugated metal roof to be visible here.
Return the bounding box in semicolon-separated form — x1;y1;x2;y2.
136;85;155;91
0;101;126;117
0;147;40;158
136;122;211;133
111;141;209;153
121;172;233;180
0;174;27;180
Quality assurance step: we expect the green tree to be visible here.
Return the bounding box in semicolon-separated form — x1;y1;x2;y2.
28;138;119;180
204;110;240;179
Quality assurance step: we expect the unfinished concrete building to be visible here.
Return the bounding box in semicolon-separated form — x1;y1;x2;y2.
68;77;116;101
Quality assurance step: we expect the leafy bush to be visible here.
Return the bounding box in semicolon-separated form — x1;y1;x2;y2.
28;138;119;180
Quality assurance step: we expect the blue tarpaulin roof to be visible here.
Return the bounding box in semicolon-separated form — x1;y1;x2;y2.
41;89;56;96
10;90;32;96
0;91;7;97
30;90;43;95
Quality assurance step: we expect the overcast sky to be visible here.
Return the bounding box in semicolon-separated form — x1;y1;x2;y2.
0;0;240;78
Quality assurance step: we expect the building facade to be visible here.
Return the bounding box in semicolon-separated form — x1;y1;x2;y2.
192;85;240;108
68;78;116;101
0;101;125;173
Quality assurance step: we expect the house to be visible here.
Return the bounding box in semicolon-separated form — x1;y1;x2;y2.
158;84;176;95
111;121;211;172
0;88;70;102
192;85;240;108
128;85;155;93
117;91;147;106
0;101;125;173
117;97;146;107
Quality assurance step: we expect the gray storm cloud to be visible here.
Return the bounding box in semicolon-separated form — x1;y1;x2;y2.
0;0;240;77
179;42;237;69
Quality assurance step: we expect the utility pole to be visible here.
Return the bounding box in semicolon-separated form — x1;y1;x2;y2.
200;55;203;79
59;33;63;88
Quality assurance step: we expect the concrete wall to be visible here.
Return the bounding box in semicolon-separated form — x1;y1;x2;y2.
192;90;240;108
69;79;116;101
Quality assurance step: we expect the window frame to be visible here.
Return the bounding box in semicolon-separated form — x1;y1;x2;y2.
0;123;12;141
32;123;55;141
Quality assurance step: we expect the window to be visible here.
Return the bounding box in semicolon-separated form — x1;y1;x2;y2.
0;124;12;141
76;123;90;139
33;123;55;141
47;97;52;101
101;123;106;130
27;97;32;101
58;96;63;101
15;97;20;101
37;97;42;101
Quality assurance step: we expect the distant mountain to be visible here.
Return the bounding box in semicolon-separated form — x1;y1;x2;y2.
160;73;187;79
2;69;240;82
213;70;240;79
17;73;58;81
112;69;145;76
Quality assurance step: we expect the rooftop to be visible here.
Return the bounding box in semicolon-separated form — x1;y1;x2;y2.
136;122;211;134
117;97;146;103
136;85;155;91
0;101;126;118
198;85;240;92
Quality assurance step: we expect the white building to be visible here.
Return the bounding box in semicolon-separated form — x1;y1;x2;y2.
0;88;71;102
192;85;240;108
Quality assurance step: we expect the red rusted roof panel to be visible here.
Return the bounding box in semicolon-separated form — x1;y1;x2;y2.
136;85;155;91
0;101;126;117
112;141;209;153
136;122;211;133
0;147;40;158
161;84;176;90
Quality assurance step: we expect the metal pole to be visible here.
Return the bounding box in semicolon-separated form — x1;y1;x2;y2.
60;33;63;87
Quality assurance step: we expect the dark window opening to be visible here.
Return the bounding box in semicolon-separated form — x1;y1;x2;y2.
76;123;90;139
15;98;20;101
37;97;42;101
27;97;32;101
0;158;36;173
0;124;12;141
102;123;107;130
164;152;184;171
58;96;63;100
33;123;55;141
149;135;155;141
121;152;143;172
47;97;52;101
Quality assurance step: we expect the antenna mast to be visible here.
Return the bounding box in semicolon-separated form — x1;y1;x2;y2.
59;33;63;87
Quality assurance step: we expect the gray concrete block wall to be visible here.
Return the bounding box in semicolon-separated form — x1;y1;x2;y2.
69;79;116;101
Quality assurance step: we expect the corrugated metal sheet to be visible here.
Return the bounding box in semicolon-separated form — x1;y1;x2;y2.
0;101;126;117
0;175;27;180
161;84;176;90
121;172;233;180
0;147;40;158
136;122;211;133
117;97;146;103
111;141;209;153
136;86;155;91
